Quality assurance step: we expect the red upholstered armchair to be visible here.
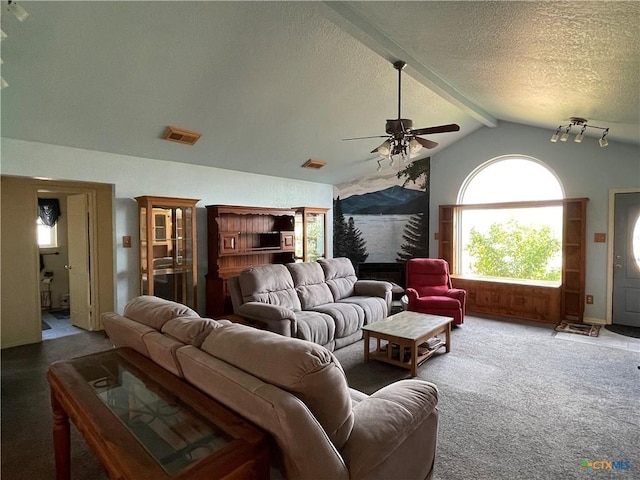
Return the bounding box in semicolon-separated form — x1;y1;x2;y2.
405;258;466;325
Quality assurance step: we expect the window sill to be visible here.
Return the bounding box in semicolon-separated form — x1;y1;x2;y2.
451;275;561;288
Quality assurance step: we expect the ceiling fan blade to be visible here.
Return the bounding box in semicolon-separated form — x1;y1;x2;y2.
342;135;389;141
415;137;439;149
411;123;460;136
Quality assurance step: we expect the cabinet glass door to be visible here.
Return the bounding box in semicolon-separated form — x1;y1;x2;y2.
295;207;328;262
137;196;198;309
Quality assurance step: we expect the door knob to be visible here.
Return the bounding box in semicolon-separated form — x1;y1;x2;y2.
64;265;72;270
615;264;623;269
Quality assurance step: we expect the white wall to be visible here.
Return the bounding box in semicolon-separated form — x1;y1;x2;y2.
1;138;334;315
430;121;640;323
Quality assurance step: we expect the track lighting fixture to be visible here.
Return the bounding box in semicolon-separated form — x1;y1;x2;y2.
550;117;610;148
7;0;29;22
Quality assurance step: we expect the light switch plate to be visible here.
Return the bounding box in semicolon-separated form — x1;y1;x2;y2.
594;233;606;243
123;236;132;248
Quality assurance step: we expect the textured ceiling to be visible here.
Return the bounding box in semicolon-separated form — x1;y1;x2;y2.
1;2;638;186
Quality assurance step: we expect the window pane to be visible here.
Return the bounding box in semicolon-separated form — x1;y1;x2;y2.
456;157;564;284
37;217;58;248
459;207;562;283
462;158;563;204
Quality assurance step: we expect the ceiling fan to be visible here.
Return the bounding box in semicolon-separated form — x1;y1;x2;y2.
343;60;460;164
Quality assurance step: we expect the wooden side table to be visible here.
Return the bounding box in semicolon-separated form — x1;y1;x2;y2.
47;348;269;480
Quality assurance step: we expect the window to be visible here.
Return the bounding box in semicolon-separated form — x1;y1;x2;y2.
37;217;58;248
455;156;564;285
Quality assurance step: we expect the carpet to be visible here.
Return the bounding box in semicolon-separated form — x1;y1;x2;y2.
554;321;600;336
605;323;640;338
334;316;638;480
51;309;70;320
41;320;51;330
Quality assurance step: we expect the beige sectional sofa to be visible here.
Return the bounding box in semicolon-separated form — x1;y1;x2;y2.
228;257;392;350
102;295;440;480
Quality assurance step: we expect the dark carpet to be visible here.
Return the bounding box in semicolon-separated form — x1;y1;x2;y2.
1;316;638;480
1;331;112;480
605;323;640;339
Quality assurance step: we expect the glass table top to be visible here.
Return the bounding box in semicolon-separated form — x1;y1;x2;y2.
71;350;232;476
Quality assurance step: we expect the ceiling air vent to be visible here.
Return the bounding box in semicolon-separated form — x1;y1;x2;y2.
162;126;202;145
302;159;327;170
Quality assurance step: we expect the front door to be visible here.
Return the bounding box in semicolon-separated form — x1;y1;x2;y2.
612;192;640;327
66;194;92;330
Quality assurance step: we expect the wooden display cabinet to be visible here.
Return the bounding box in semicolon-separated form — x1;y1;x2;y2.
136;196;198;309
294;207;328;262
206;205;296;317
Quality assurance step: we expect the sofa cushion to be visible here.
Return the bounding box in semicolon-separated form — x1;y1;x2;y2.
295;310;336;348
123;295;198;330
199;323;354;449
161;316;226;348
287;262;335;309
310;303;364;339
319;258;357;300
337;296;387;325
239;264;301;311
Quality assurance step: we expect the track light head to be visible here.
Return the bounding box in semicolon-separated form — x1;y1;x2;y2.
599;129;609;148
7;1;29;22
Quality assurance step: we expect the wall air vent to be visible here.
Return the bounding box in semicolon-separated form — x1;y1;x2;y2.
301;159;327;170
162;126;202;145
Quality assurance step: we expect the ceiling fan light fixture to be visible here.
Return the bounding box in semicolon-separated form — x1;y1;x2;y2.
574;125;587;143
376;140;391;157
560;126;571;142
409;138;423;154
550;127;561;143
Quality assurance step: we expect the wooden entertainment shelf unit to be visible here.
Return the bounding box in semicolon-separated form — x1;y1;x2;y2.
206;205;296;317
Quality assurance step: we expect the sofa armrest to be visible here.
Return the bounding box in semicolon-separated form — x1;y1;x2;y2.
354;279;392;298
236;302;297;337
341;380;439;480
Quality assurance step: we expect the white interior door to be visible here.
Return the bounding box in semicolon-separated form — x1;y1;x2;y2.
66;194;92;330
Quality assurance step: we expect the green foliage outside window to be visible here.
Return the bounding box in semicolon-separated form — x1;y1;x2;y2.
466;218;561;281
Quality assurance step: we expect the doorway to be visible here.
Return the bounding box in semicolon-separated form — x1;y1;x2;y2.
611;191;640;327
37;189;97;339
607;188;640;328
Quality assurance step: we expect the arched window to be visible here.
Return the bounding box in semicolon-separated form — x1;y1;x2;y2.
455;156;564;284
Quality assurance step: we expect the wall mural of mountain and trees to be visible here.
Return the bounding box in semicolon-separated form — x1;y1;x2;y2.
333;157;431;267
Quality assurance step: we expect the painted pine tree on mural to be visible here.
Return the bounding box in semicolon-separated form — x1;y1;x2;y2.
333;196;368;267
396;157;430;262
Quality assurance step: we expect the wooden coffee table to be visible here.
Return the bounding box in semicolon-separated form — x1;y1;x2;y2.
47;348;269;480
362;311;453;376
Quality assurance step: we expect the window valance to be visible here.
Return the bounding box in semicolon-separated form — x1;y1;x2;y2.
38;198;61;227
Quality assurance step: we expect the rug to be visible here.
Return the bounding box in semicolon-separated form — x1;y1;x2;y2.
554;321;600;336
605;324;640;339
51;309;70;320
41;321;51;331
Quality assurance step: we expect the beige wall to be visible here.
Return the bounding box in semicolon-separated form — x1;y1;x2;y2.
1;176;115;348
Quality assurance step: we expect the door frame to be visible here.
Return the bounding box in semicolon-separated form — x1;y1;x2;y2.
606;187;640;324
35;180;113;333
